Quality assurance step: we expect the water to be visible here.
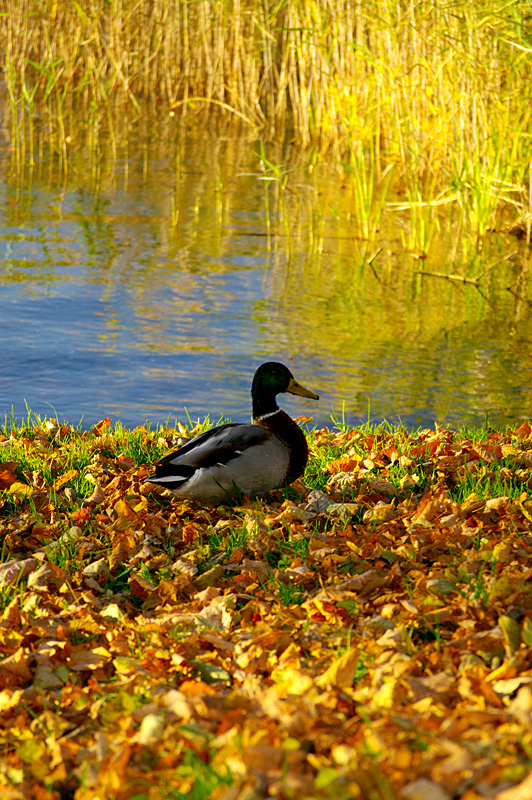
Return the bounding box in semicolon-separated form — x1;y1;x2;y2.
1;134;531;432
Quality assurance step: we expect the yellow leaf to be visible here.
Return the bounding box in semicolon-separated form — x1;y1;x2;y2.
114;497;138;520
7;481;33;498
133;495;148;513
0;688;23;711
273;666;314;696
17;738;46;763
316;648;359;689
100;603;126;622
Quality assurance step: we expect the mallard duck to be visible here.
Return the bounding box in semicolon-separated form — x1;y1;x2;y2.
144;362;319;505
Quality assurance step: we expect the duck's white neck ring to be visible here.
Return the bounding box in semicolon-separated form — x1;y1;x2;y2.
255;408;281;422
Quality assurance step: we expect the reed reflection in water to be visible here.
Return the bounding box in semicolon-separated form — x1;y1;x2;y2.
1;135;531;431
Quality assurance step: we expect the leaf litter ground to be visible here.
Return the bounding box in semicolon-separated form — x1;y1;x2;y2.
2;416;532;799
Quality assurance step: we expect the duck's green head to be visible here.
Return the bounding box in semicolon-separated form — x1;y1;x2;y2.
252;362;319;416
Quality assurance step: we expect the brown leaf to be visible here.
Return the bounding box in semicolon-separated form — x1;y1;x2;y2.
68;646;111;671
109;535;132;572
474;444;501;462
336;569;387;596
82;484;105;506
129;573;157;599
0;558;40;589
0;647;33;681
182;523;199;544
367;479;397;496
238;559;270;580
401;778;451;800
193;565;224;590
0;468;17;489
407;672;455;703
27;562;67;591
242;745;284;771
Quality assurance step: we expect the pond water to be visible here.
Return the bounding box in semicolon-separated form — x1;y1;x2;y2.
1;132;531;432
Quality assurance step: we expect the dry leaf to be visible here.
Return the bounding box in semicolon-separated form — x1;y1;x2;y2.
53;469;78;492
27;562;67;591
316;648;359;688
336;569;387;596
82;484;105;505
401;778;451;800
0;558;39;589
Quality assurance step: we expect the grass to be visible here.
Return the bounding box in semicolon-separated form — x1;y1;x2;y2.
172;750;234;800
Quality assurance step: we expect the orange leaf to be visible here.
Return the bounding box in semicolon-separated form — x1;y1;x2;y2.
328;456;359;474
92;417;111;436
179;680;216;696
53;469;78;492
516;420;532;439
71;508;92;525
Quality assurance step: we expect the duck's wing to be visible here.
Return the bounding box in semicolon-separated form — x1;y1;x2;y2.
145;422;273;490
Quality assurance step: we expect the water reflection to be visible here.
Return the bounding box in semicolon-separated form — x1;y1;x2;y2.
0;134;531;431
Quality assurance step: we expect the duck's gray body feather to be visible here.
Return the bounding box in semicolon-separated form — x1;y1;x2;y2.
144;362;319;505
148;422;290;504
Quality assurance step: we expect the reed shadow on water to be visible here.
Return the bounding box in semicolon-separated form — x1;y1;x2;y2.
1;0;531;429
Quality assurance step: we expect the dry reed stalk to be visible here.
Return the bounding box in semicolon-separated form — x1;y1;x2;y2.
0;0;530;226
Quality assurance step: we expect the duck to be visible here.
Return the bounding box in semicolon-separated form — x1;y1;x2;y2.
143;362;319;505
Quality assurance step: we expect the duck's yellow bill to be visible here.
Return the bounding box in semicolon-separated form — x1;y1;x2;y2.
287;378;319;400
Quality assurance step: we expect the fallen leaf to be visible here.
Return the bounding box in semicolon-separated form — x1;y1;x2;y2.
316;648;359;688
336;569;387;596
0;558;39;589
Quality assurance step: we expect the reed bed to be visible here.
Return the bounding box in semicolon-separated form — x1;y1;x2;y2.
1;0;531;240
